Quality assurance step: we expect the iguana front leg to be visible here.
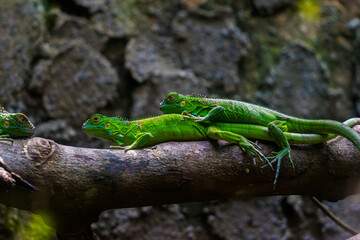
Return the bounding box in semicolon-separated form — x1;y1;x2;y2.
0;134;13;143
206;126;273;168
181;106;225;123
110;132;153;151
264;120;293;185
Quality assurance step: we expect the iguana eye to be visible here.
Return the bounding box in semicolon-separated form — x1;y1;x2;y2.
168;95;175;101
4;120;10;128
18;116;26;123
92;116;100;123
106;122;111;128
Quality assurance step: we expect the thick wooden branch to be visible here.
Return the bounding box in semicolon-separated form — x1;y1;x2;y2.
0;126;360;233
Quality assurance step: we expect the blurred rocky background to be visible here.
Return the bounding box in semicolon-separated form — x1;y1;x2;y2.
0;0;360;239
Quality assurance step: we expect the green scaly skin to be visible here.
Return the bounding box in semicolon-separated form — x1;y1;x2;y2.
0;107;35;142
160;92;360;184
82;114;269;163
82;114;360;174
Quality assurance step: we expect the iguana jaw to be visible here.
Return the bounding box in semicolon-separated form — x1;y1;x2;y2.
9;125;35;137
159;101;184;114
82;120;105;138
2;114;36;137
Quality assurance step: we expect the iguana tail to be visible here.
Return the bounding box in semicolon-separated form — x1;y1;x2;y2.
288;118;360;150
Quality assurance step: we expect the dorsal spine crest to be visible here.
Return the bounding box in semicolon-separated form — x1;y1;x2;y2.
189;93;206;98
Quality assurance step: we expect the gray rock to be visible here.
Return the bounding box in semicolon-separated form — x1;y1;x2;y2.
130;69;205;118
50;8;108;50
172;10;250;94
262;43;331;118
126;35;183;83
53;0;150;38
30;40;119;124
35;120;77;144
93;204;209;240
72;0;107;13
0;1;44;108
91;0;149;38
126;9;250;117
125;33;206;118
126;9;249;94
207;198;288;240
320;4;342;35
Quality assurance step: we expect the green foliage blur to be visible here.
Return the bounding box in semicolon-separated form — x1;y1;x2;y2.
298;0;321;21
1;206;55;240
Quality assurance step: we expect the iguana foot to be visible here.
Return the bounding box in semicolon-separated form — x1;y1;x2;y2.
110;145;134;152
180;111;205;122
261;147;293;185
239;139;273;170
206;126;273;169
0;135;13;144
110;145;126;149
194;106;225;123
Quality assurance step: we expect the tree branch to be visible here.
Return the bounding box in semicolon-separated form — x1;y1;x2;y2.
0;126;360;235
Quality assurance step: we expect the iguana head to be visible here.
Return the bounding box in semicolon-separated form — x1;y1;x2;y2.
0;109;35;137
82;114;129;145
160;92;214;116
160;92;186;114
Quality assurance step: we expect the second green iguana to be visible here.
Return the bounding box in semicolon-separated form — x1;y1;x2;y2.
160;92;360;184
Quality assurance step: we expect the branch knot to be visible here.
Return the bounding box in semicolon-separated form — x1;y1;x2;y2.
25;137;58;165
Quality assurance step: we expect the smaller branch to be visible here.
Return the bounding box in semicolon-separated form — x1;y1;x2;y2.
0;156;38;192
0;167;16;190
310;196;359;235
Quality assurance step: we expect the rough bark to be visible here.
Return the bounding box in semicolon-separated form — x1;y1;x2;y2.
0;126;360;236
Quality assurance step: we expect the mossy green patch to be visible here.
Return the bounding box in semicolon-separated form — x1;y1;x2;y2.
2;207;55;240
114;0;151;35
17;213;55;240
297;0;321;22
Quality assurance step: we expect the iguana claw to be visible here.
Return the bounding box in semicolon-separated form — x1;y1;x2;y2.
239;139;273;170
261;148;293;185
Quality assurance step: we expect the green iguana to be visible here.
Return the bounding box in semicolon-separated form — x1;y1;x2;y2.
82;113;360;168
0;107;35;142
160;92;360;184
0;107;37;192
82;113;268;162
